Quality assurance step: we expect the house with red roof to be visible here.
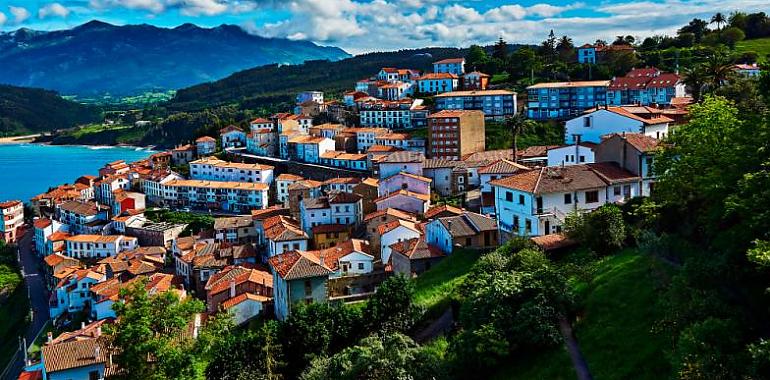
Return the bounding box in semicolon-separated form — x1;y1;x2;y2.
490;163;641;239
268;250;333;320
595;133;662;196
204;265;273;315
417;72;459;94
607;67;686;107
219;125;247;149
390;237;445;277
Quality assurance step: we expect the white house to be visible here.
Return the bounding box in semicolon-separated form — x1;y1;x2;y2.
565;106;673;144
296;91;324;104
490;163;641;238
264;216;309;258
55;200;110;235
433;58;465;75
378;219;421;264
33;218;67;257
190;157;274;185
378;151;424;179
220;126;247;149
546;144;597;167
196;136;217;156
142;171;184;204
64;234;138;259
276;174;304;205
309;239;374;278
287;136;336;164
49;267;106;319
424;211;498;254
160;180;269;213
378;172;431;196
299;192;363;234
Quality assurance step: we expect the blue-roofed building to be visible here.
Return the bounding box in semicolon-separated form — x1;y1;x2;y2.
434;90;517;121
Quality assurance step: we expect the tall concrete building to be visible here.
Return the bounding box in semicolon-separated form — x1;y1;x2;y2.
427;110;485;161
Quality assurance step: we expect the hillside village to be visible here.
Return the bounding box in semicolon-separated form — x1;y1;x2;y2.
2;14;770;380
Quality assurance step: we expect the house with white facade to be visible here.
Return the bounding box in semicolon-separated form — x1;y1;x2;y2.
287;136;336;164
49;266;106;319
378;172;431;196
220;125;247;149
276;174;304;205
595;133;661;197
264;215;309;259
142;170;184;204
160;180;269;213
546;143;597;167
307;239;374;278
565;105;673;144
300;192;363;234
378;219;421;264
377;151;425;179
64;234;138;259
190;157;274;185
55;200;111;235
34;218;68;257
490;163;641;239
196;136;217;156
0;200;24;244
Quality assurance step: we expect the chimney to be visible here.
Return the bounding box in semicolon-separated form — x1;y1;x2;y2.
229;279;236;298
81;321;86;329
96;326;102;337
47;332;53;344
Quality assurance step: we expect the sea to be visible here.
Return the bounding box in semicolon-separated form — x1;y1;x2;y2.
0;144;155;203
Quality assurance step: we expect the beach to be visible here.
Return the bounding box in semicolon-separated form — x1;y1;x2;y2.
0;134;41;145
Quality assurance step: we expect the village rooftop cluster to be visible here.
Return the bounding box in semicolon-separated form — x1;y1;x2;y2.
1;51;763;380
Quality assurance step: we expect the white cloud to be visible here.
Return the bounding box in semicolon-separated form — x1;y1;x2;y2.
0;11;6;25
9;6;31;24
39;3;71;19
89;0;165;13
169;0;229;16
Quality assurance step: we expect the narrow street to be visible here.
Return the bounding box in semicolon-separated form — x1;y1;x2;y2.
3;230;49;380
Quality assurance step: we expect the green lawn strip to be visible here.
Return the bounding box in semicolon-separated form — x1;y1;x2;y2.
735;37;770;62
571;249;673;380
0;285;30;366
413;248;482;319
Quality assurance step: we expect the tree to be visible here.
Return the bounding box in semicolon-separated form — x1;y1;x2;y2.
539;30;558;65
720;27;745;48
505;113;527;162
364;274;423;334
279;302;365;378
205;322;285;380
672;318;745;379
702;50;735;89
679;18;709;43
107;281;206;380
465;44;489;70
556;35;574;62
492;37;508;62
711;12;727;30
564;204;626;255
682;65;707;102
301;334;448;380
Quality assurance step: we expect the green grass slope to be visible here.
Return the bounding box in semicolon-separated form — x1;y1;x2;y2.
736;37;770;62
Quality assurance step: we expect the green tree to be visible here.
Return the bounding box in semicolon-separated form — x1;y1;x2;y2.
465;44;488;70
719;27;745;48
672;318;745;379
492;37;508;62
205;322;285;380
279;302;364;378
564;204;626;255
364;274;423;334
301;334;448;380
107;280;206;380
682;65;707;102
711;12;727;30
679;18;709;43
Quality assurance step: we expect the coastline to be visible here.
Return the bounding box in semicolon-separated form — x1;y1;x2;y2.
0;134;41;145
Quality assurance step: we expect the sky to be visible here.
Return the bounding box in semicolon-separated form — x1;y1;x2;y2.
0;0;768;54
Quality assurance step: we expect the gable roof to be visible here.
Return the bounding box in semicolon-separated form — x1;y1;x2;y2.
42;338;108;373
377;219;420;235
490;163;638;194
424;204;464;220
478;159;530;174
436;212;497;237
306;239;372;271
268;250;333;280
390;238;444;260
363;208;418;223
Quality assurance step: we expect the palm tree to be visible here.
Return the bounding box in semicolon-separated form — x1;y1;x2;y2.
682;65;707;102
702;51;735;89
711;12;726;30
506;113;529;163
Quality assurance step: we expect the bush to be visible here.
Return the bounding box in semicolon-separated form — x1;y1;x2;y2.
565;204;626;255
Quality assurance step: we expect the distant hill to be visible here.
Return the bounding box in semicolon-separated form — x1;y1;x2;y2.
0;85;101;135
170;47;516;111
0;21;350;96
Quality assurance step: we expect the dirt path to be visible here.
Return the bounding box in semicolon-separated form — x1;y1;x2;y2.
414;308;454;343
559;316;593;380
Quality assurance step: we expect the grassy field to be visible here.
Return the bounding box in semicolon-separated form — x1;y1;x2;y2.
736;37;770;62
0;286;30;367
571;249;673;379
413;248;482;318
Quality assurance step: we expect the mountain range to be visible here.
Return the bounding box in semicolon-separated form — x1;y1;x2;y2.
0;20;350;96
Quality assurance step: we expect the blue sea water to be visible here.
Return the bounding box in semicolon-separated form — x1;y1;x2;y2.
0;144;155;203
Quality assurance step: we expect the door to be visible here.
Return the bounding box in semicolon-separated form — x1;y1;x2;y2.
544;220;551;235
536;197;543;214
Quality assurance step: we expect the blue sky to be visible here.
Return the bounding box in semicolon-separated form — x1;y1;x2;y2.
0;0;768;53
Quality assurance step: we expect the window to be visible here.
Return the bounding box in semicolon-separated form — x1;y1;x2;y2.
564;193;572;204
579;155;586;162
518;195;525;205
525;220;532;233
586;190;599;203
513;216;519;228
304;280;312;296
584;116;592;127
505;192;513;202
358;263;364;270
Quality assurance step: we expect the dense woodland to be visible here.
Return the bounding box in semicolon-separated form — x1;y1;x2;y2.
0;85;101;137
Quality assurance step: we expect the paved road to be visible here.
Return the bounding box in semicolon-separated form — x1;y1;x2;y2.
3;229;49;380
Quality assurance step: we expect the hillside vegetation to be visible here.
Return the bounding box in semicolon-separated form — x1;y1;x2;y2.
0;85;101;136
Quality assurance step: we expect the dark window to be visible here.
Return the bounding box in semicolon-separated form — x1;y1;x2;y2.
564;193;572;204
518;195;525;205
586;190;599;203
613;186;621;196
505;192;513;202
